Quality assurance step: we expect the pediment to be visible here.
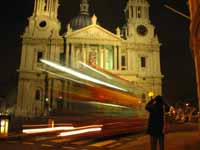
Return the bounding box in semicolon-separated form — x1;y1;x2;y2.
66;25;122;42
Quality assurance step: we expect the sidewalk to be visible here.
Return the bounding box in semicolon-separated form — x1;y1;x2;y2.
119;131;200;150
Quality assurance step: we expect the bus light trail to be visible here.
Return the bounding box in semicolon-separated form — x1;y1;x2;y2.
22;126;75;134
38;68;94;87
58;125;102;137
78;61;112;79
87;101;129;109
22;123;72;128
40;59;128;92
23;124;103;137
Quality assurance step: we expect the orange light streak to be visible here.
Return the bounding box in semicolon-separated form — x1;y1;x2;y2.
22;123;73;128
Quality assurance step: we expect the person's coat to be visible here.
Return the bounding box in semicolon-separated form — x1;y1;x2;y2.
145;96;170;136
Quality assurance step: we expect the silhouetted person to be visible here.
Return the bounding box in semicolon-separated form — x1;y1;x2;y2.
145;95;170;150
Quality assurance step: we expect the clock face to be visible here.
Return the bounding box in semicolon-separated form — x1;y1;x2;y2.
38;20;48;29
137;25;148;36
39;21;47;28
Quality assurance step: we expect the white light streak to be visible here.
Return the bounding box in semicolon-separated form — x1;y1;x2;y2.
40;59;127;92
88;101;129;109
38;68;94;87
164;5;190;20
58;128;102;137
22;126;74;134
79;61;112;79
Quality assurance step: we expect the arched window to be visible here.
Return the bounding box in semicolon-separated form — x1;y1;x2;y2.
137;6;141;18
131;6;134;17
121;55;127;70
141;57;146;68
37;52;43;63
35;89;41;101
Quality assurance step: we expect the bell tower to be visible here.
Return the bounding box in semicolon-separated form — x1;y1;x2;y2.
33;0;59;18
122;0;163;97
124;0;155;42
125;0;150;23
16;0;63;117
24;0;61;38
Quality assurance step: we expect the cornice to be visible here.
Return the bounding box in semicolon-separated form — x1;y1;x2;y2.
22;37;64;45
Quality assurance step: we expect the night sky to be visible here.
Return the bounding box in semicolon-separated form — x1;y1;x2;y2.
0;0;197;105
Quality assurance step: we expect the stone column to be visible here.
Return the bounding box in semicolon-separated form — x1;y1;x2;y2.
114;46;117;71
129;7;131;18
127;49;130;71
66;43;69;66
86;44;89;64
118;46;122;70
71;44;74;67
134;7;136;18
100;45;104;68
33;0;37;15
39;0;43;12
142;7;145;18
83;44;87;64
104;47;107;69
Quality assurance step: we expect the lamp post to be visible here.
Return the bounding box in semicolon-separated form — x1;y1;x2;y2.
44;72;49;116
148;91;154;100
49;34;54;113
43;32;53;116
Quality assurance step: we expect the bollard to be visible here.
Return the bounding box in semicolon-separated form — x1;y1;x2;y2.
48;119;54;128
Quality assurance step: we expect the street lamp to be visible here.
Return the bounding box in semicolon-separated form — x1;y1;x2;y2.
44;73;49;116
148;91;154;100
44;31;53;115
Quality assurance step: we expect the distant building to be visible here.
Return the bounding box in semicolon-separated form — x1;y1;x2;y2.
15;0;163;117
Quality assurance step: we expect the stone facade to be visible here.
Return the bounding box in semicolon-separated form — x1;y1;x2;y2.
15;0;163;117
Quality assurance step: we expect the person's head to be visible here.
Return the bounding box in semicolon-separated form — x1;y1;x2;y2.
154;95;163;104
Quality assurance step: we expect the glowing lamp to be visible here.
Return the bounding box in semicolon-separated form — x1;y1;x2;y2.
148;92;154;98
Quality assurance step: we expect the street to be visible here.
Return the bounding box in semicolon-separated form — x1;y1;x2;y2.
0;122;198;150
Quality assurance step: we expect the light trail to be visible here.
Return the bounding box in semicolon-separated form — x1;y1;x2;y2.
22;126;75;134
38;68;94;87
164;4;190;20
58;128;102;137
87;101;129;109
73;125;103;129
40;59;128;92
78;61;112;79
23;124;103;137
22;123;73;128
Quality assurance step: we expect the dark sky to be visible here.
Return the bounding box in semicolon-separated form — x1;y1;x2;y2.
0;0;197;104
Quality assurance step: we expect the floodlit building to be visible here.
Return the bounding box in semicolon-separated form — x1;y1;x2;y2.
16;0;163;117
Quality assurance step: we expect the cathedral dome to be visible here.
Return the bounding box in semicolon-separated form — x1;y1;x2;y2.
69;0;92;31
70;14;92;30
